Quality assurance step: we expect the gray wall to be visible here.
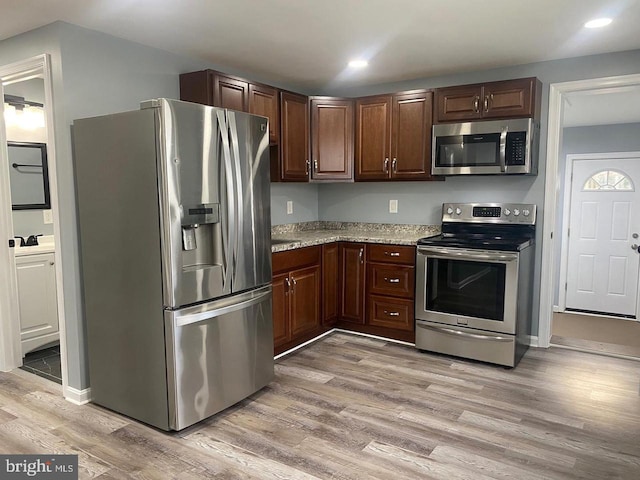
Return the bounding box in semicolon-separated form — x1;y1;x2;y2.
553;122;640;304
12;210;53;238
271;183;319;225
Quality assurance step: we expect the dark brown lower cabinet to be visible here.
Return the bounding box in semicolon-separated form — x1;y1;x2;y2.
272;246;325;355
339;243;366;324
322;243;339;326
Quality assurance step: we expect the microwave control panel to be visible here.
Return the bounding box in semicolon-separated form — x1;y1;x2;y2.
505;132;527;166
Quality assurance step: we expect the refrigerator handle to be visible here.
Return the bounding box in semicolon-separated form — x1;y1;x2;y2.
217;110;235;292
174;288;271;327
227;111;243;282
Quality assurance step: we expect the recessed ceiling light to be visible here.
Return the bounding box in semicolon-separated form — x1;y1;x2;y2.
584;18;612;28
348;60;368;68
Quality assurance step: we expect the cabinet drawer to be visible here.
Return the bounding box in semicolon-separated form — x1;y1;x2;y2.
272;246;321;275
368;295;414;331
368;263;414;298
367;244;415;265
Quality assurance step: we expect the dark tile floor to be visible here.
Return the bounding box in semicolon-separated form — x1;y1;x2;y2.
19;344;62;384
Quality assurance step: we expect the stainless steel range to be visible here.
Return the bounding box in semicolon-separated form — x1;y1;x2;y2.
415;203;536;367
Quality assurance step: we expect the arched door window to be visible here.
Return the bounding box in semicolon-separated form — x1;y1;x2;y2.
583;170;634;191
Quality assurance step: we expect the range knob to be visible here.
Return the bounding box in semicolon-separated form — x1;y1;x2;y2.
446;207;454;215
513;209;520;216
455;208;462;215
523;209;530;217
504;208;511;216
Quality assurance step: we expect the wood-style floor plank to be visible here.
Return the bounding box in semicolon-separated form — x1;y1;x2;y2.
0;332;638;479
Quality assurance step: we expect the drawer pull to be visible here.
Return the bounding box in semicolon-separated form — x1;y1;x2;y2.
384;310;400;317
385;251;400;257
384;277;400;283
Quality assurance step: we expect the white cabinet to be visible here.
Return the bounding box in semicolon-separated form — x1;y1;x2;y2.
15;252;59;355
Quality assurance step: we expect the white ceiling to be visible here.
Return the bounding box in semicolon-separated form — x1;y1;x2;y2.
1;0;640;90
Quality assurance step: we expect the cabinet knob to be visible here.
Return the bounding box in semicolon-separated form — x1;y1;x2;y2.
384;158;389;173
49;261;55;266
384;310;400;317
392;158;397;173
384;277;400;283
313;159;318;172
483;96;489;112
305;160;310;176
359;248;364;264
385;251;400;257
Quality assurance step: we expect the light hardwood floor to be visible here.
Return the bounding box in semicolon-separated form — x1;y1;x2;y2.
1;332;639;479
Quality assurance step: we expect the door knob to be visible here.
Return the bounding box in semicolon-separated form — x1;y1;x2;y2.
632;244;639;250
633;233;639;239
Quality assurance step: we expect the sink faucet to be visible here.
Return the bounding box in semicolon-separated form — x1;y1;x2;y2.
25;234;43;246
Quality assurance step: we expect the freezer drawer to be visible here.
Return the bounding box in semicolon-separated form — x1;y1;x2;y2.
165;285;274;430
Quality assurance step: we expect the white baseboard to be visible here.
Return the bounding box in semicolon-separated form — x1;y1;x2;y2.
529;335;540;347
274;329;335;360
64;385;91;405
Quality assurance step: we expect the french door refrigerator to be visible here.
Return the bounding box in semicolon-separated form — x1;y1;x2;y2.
73;98;273;430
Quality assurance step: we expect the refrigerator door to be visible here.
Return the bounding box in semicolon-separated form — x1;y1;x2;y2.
164;285;274;430
225;110;272;293
156;99;233;308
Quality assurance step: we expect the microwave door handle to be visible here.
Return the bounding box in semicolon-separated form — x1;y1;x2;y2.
499;127;508;172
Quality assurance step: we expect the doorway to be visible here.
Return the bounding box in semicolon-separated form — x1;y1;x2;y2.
0;55;67;387
539;73;640;356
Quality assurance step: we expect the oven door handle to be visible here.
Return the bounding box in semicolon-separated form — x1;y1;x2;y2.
417;246;518;263
416;321;512;342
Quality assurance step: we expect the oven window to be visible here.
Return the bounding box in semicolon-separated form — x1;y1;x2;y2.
435;134;500;168
426;258;505;321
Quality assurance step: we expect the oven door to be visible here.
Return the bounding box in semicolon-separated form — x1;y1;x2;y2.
415;246;519;335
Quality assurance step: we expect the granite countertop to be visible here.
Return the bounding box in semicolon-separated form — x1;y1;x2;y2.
271;221;440;253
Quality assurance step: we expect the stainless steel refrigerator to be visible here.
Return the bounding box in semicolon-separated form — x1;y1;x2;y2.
73;98;273;431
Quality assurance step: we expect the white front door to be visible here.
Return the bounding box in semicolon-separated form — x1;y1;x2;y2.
565;157;640;317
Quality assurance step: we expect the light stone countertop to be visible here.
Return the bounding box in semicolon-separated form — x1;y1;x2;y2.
271;221;440;253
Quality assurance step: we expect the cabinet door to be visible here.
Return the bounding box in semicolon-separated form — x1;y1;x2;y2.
310;98;354;181
339;243;366;324
322;243;339;326
249;83;279;144
355;95;392;180
391;90;433;180
213;73;249;111
434;84;483;123
482;78;535;119
272;272;290;348
280;92;310;181
15;253;58;352
290;265;321;337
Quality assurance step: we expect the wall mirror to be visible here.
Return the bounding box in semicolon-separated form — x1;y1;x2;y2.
8;141;50;210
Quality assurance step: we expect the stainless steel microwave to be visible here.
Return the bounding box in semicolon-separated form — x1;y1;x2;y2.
432;118;539;176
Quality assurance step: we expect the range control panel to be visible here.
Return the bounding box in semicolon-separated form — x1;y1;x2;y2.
442;203;537;225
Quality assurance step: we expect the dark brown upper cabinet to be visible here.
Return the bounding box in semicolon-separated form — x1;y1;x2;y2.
180;69;279;144
355;95;393;181
249;83;279;144
356;90;434;181
435;77;541;123
280;91;310;182
310;97;354;182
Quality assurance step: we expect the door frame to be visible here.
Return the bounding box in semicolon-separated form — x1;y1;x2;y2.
0;55;69;394
558;152;640;314
538;73;640;347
